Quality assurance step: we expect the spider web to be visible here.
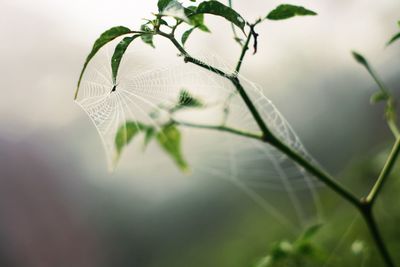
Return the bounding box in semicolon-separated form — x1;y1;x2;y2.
75;45;323;230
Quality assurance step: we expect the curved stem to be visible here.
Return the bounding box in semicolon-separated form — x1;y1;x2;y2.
156;26;397;267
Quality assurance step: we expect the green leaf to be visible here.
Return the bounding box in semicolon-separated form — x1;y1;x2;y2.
195;1;245;31
182;27;197;46
300;224;322;241
140;25;155;48
158;0;174;12
177;89;203;108
156;124;189;172
370;90;389;104
111;35;139;84
115;121;146;157
161;1;190;22
351;51;370;69
266;4;317;20
387;32;400;46
185;7;210;32
143;127;156;151
75;26;131;99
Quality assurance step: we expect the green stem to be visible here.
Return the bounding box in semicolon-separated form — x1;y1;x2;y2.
157;27;397;267
366;137;400;204
235;29;252;73
360;204;395;267
173;120;262;141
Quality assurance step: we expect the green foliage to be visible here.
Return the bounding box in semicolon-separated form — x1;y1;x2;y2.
160;1;190;22
370;90;389;104
115;121;146;157
111;35;139;84
254;224;326;267
175;89;203;109
387;32;400;46
185;8;210;32
156;124;189;172
195;1;246;31
140;24;155;48
266;4;317;20
143;127;156;151
351;51;370;70
158;0;174;12
182;27;197;45
75;26;131;96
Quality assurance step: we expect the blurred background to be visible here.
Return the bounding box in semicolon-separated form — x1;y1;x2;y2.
1;0;400;266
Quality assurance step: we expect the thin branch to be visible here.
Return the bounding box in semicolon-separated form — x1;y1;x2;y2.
156;27;361;210
366;137;400;204
173;119;263;141
360;206;395;267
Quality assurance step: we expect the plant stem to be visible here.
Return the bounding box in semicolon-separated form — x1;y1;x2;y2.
157;26;397;267
173;119;262;141
235;27;252;73
366;137;400;204
360;204;395;267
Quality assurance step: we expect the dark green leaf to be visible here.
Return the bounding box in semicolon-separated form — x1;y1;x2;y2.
143;127;155;150
75;26;131;99
182;27;197;45
195;1;245;31
270;241;293;261
387;32;400;46
158;0;174;12
156;124;189;172
140;25;155;48
370;91;389;104
266;4;317;20
351;51;370;69
115;121;146;157
111;35;139;84
177;89;203;108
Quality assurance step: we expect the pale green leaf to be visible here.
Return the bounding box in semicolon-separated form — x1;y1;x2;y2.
115;121;146;157
140;24;155;48
156;124;189;172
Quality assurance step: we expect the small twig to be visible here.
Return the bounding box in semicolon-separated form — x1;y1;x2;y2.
173;119;263;141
